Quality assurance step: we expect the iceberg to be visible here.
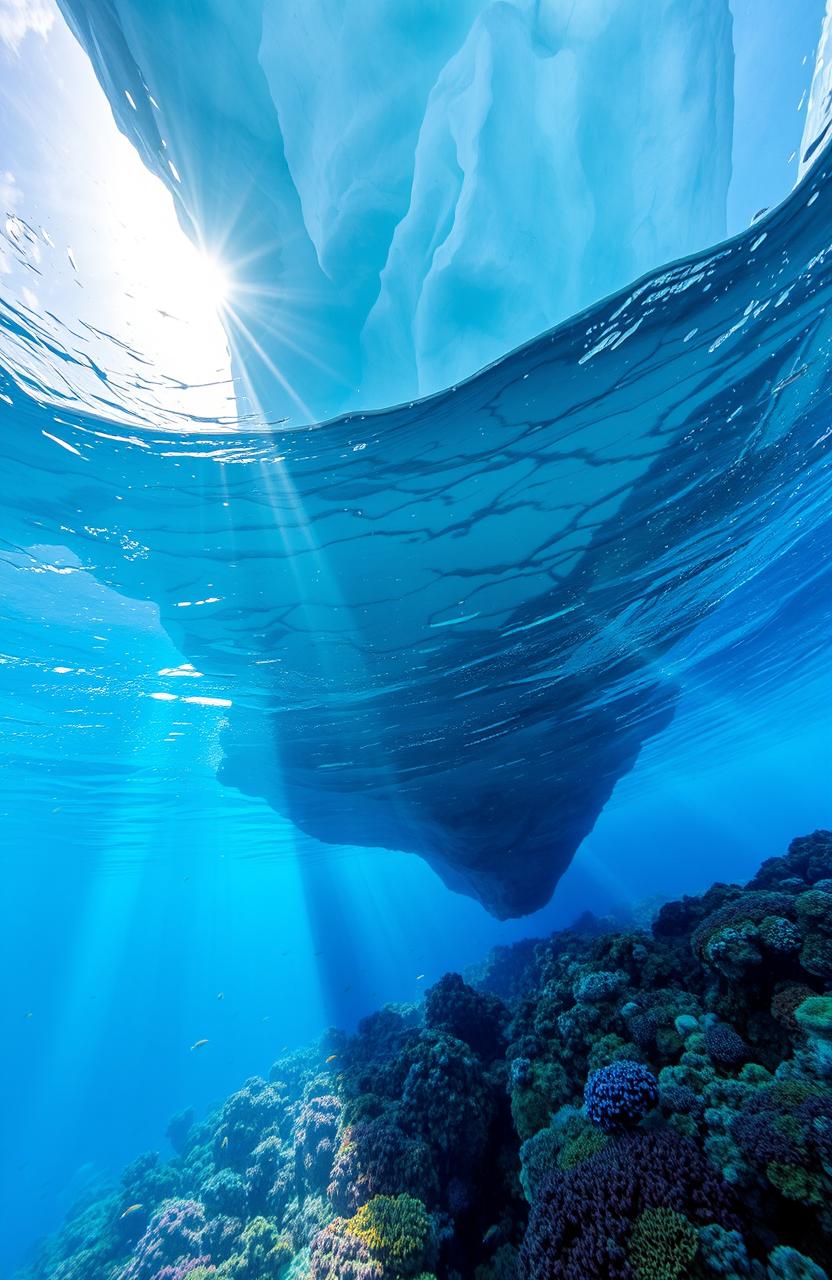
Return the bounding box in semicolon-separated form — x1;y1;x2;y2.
801;0;832;179
2;138;831;913
57;0;734;420
1;1;828;917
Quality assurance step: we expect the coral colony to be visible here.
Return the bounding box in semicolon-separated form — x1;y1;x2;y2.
22;832;832;1280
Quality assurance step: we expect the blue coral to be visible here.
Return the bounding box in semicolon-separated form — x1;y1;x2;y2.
584;1060;658;1132
704;1021;748;1067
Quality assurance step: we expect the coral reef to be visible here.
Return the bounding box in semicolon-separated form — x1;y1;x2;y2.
311;1194;437;1280
19;831;832;1280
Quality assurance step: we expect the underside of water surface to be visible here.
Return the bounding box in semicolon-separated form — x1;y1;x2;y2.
0;2;831;1278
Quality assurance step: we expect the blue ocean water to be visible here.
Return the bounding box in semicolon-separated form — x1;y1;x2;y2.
1;3;831;1277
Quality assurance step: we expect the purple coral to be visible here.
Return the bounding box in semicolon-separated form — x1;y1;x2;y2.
584;1061;658;1132
310;1218;374;1280
154;1262;214;1280
519;1131;737;1280
121;1200;208;1280
731;1079;832;1196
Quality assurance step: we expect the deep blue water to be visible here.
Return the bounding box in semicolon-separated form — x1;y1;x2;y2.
1;4;832;1276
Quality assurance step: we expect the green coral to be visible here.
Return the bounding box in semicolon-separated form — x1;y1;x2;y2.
628;1207;698;1279
794;995;832;1076
218;1216;292;1279
510;1059;568;1141
800;935;832;979
557;1127;607;1170
795;996;832;1039
518;1106;609;1203
349;1195;436;1277
765;1161;823;1206
586;1032;637;1073
519;1127;560;1204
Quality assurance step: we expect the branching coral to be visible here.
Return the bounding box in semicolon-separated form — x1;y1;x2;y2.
731;1079;832;1208
519;1131;736;1280
627;1207;698;1279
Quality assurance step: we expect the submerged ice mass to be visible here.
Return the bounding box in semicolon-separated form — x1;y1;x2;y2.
0;1;830;917
2;139;831;913
58;0;734;419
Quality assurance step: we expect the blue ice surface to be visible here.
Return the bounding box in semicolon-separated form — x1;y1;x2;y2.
58;0;736;419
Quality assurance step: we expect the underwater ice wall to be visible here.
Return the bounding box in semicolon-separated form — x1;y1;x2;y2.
2;140;832;915
57;0;734;421
2;0;829;919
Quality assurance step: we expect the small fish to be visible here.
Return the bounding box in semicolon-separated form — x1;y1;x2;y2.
416;974;425;981
120;1204;143;1219
216;992;224;1000
24;1011;33;1019
325;1054;338;1064
190;1038;209;1051
221;1136;229;1150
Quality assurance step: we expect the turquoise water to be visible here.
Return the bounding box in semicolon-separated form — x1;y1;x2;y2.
1;4;832;1276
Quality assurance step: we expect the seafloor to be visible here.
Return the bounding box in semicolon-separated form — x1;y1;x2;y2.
21;832;832;1280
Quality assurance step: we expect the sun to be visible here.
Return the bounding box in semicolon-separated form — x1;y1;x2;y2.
194;253;232;314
